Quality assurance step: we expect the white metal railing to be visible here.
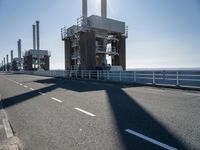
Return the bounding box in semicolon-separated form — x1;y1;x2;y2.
12;70;200;89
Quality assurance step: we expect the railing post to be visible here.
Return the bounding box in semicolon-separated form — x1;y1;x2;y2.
134;71;136;82
119;71;121;82
89;71;91;80
176;71;179;87
153;71;155;85
76;71;77;78
97;71;99;80
70;71;72;78
107;71;109;80
81;71;83;79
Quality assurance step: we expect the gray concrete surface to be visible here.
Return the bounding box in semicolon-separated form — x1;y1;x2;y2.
0;73;199;150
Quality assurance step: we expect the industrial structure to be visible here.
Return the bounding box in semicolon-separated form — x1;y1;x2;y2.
61;0;128;70
11;39;24;71
24;21;50;71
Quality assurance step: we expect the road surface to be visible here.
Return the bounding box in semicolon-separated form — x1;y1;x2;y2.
0;73;199;150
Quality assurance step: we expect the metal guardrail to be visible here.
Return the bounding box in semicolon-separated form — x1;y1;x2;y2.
13;70;200;89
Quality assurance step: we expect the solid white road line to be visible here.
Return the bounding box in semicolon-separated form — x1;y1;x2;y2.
30;88;34;91
148;88;165;93
38;92;45;96
3;119;14;138
184;92;200;97
4;77;19;84
74;107;96;117
51;97;63;103
125;129;177;150
24;85;28;88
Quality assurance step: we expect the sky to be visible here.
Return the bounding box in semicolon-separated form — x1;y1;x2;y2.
0;0;200;69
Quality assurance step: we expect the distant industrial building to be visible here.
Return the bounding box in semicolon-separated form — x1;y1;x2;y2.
24;21;51;71
61;0;128;70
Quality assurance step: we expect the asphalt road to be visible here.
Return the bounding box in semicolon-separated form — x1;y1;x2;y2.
0;73;199;150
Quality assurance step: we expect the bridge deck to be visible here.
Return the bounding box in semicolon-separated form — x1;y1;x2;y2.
0;73;199;150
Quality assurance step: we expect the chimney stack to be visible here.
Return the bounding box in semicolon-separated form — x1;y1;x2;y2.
3;57;5;66
101;0;107;18
6;54;8;65
82;0;87;19
33;24;36;49
36;21;40;50
17;39;21;58
11;50;13;62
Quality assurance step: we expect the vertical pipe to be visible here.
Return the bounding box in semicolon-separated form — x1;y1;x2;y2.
18;39;21;58
82;0;87;19
36;20;40;50
11;50;13;62
6;54;9;71
33;24;36;49
101;0;107;18
6;55;8;64
3;57;5;71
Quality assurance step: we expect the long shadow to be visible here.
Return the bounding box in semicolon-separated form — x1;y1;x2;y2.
1;76;190;149
105;86;189;149
2;84;58;109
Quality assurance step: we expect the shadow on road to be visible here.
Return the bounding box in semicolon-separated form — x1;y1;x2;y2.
1;77;190;149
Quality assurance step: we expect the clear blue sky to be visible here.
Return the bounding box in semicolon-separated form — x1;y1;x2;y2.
0;0;200;69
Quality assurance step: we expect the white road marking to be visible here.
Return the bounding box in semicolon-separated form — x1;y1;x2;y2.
148;88;165;93
0;124;4;129
30;88;34;91
184;92;200;97
20;84;23;86
38;92;45;96
4;77;19;84
3;119;14;138
51;97;63;103
9;144;19;150
125;129;177;150
24;85;28;88
75;107;96;117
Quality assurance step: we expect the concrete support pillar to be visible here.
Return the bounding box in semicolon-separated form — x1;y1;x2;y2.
65;39;71;70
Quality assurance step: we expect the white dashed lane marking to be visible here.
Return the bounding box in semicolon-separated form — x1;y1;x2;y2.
38;92;45;96
51;97;63;103
183;92;200;97
125;129;177;150
75;107;96;117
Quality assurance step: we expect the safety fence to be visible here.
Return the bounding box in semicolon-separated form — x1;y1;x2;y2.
12;70;200;89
